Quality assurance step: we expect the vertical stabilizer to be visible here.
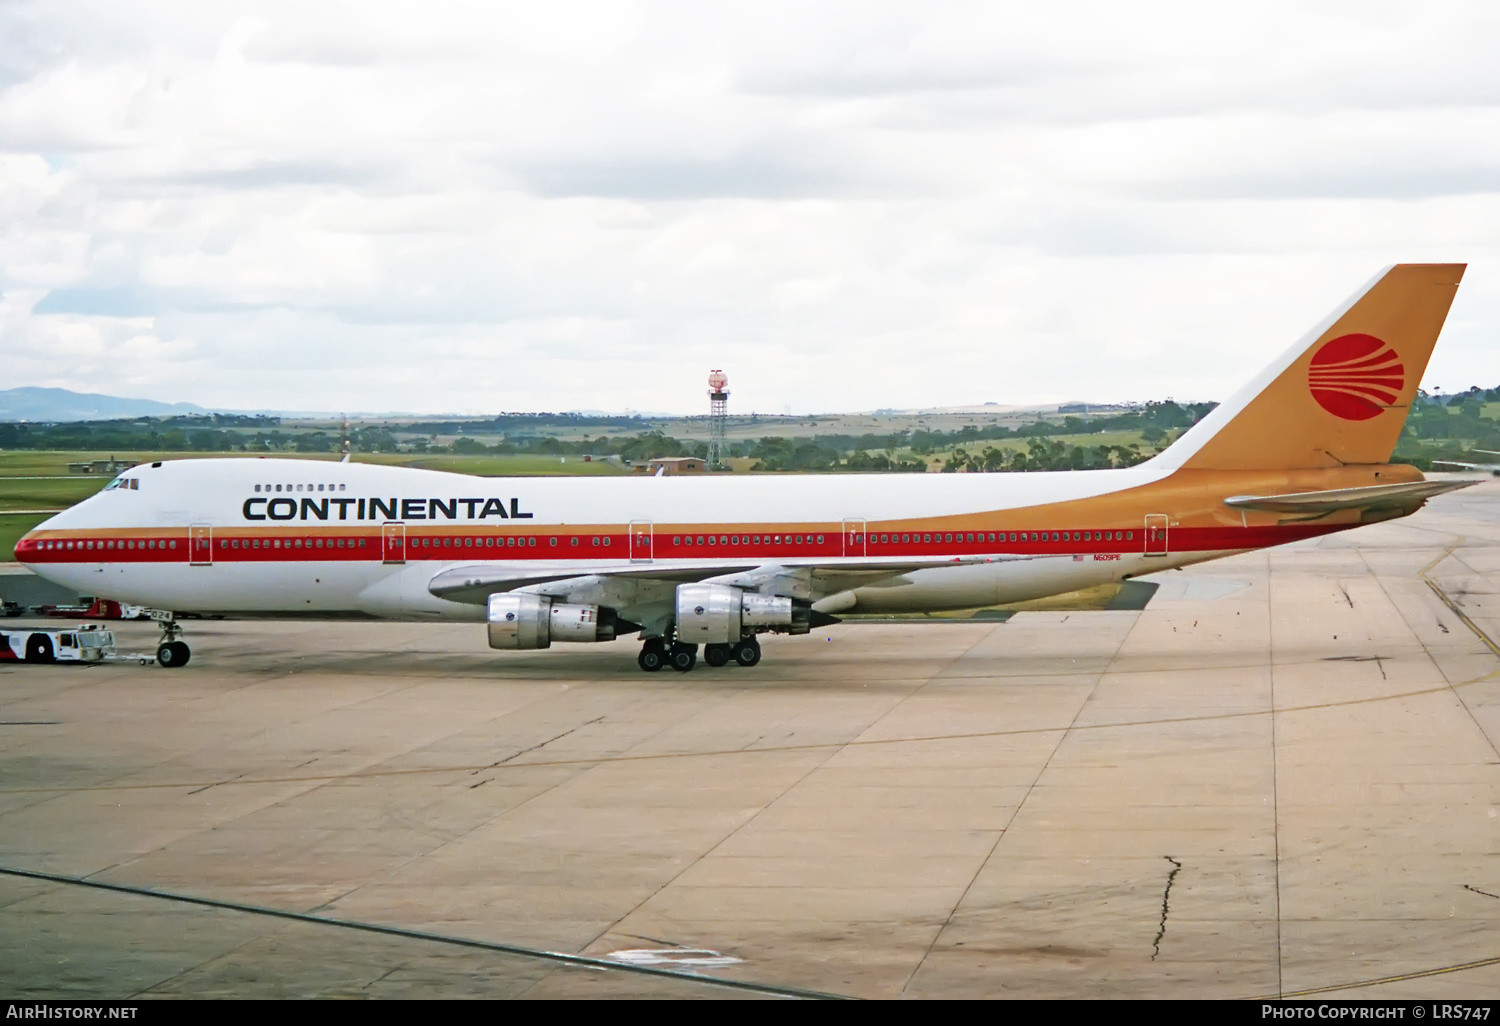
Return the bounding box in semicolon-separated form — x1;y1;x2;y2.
1154;264;1465;471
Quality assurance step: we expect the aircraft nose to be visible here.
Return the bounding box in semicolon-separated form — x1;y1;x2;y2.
13;514;57;563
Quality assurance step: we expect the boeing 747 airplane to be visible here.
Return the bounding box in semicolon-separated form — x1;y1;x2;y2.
13;264;1471;672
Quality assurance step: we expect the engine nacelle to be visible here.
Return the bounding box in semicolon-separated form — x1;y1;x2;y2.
675;583;795;644
487;593;632;649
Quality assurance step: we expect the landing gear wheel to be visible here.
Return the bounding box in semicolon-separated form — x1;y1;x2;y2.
157;641;191;668
733;638;761;667
668;643;698;672
702;643;731;668
25;634;54;663
637;639;666;672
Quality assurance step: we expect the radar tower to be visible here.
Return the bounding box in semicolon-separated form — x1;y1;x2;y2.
707;370;729;471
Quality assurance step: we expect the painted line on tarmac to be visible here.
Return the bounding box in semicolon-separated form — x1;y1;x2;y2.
0;865;850;1000
1268;952;1500;998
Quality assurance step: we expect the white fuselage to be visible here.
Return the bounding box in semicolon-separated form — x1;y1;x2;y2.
17;457;1251;622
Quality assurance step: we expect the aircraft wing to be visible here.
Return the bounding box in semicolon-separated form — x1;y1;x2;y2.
427;554;1025;606
1223;479;1476;514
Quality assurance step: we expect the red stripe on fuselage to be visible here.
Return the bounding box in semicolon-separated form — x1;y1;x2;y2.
15;521;1352;564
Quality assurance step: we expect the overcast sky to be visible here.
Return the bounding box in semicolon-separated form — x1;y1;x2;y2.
2;1;1498;415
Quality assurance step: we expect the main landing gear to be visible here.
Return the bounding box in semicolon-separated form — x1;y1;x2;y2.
638;636;760;673
151;611;191;669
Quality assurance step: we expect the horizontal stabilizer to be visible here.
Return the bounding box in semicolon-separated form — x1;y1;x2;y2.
1224;479;1475;514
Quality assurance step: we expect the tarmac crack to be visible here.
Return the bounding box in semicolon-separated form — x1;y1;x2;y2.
473;716;605;774
1463;884;1500;900
1151;856;1182;962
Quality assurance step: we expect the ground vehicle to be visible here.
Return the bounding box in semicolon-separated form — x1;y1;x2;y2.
0;625;117;663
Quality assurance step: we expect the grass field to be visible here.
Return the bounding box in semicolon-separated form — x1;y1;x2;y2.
0;513;48;563
0;476;112;510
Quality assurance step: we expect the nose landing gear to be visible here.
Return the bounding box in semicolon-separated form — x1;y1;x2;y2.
149;611;191;669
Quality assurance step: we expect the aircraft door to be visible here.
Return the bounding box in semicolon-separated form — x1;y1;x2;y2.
1144;514;1169;556
189;524;212;566
382;521;406;564
630;520;653;563
842;518;866;557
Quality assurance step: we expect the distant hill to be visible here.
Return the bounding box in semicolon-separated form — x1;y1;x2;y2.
0;387;213;422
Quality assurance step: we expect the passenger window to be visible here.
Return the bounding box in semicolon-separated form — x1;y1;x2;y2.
549;537;557;546
816;535;824;544
254;484;261;492
570;537;578;546
1126;531;1133;540
592;537;599;546
603;537;610;546
528;537;535;546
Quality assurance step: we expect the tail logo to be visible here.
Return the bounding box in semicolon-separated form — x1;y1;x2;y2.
1308;333;1405;421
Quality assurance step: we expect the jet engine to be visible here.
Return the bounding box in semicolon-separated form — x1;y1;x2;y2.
487;593;637;650
674;583;799;645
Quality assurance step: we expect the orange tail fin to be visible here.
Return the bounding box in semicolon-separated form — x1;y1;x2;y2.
1156;263;1465;471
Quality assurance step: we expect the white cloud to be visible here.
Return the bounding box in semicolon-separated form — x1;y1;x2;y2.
1;0;1498;414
